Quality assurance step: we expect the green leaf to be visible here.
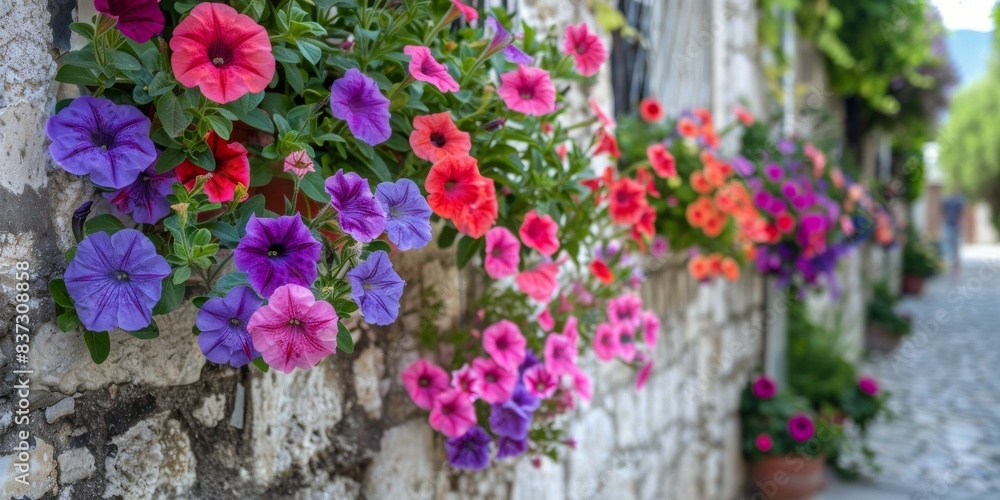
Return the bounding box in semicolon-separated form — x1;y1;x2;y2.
84;214;125;236
206;114;234;140
49;279;73;307
127;320;160;339
366;240;391;254
156;147;186;173
297;39;324;65
239;108;273;133
55;64;99;86
110;50;142;71
211;222;242;248
83;330;111;364
188;145;217;171
456;235;483;269
438;225;458;248
172;266;192;285
57;310;81;333
215;272;249;293
157;92;193;138
336;322;354;353
251;357;270;372
147;72;175;97
299;170;332;203
153;278;185;315
69;22;96;41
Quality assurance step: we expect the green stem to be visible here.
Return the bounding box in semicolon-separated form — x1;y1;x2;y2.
207;252;234;286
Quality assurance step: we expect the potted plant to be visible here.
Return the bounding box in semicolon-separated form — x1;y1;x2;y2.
741;375;841;500
901;238;942;295
866;282;912;353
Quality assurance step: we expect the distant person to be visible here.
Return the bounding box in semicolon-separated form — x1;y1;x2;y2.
941;188;966;273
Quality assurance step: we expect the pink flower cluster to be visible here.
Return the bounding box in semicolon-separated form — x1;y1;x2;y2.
591;292;660;389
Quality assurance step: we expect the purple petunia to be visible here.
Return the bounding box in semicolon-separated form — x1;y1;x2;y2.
95;0;165;43
347;250;405;325
326;169;387;243
46;96;157;189
64;229;170;332
510;382;541;412
234;214;321;299
445;426;492;470
763;163;784;182
330;68;392;145
196;286;263;367
489;400;531;438
103;164;175;224
732;156;754;176
495;436;528;460
485;16;534;64
375;179;432;251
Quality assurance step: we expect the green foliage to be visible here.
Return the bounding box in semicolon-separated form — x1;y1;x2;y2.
739;375;841;460
786;296;857;412
867;281;912;335
902;237;942;277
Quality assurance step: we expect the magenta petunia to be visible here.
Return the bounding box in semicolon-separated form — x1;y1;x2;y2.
858;376;879;396
330;68;392;145
543;333;577;376
401;359;451;410
635;361;653;390
617;325;637;362
430;388;477;438
515;261;559;303
326;169;387;243
522;365;558;399
570;366;592;403
234;214;321;299
497;65;557;116
787;413;815;442
537;309;554;331
562;23;607;77
592;322;619;361
451;363;478;397
246;283;338;373
640;310;660;351
404;45;460;93
755;433;773;452
45;96;156;189
471;357;517;404
484;226;521;279
103;163;174;224
519;209;560;256
752;375;777;399
482;320;527;371
96;0;164;43
607;293;643;330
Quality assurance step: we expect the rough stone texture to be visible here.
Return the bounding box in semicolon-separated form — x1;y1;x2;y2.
45;397;75;424
57;447;95;485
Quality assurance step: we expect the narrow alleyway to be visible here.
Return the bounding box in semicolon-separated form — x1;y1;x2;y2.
822;245;1000;499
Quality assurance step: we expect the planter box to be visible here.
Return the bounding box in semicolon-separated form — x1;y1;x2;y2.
866;323;904;354
749;455;826;500
901;274;925;296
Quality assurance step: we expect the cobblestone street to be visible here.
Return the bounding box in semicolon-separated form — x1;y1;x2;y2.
823;245;1000;499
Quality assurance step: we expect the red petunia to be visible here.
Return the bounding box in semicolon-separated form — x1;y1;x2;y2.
646;144;677;178
176;131;250;203
425;155;482;219
734;105;754;126
453;176;498;238
589;258;614;285
593;127;621;158
519;210;560;257
170;3;275;104
409;112;471;162
608;177;648;225
639;98;664;123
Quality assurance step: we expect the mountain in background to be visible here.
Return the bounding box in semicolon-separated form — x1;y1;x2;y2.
946;29;993;86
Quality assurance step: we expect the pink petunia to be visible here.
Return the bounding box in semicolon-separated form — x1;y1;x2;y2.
246;284;338;373
498;65;557;116
429;388;477;438
519;209;560;256
451;363;478;398
592;322;619;361
401;359;451;410
562;316;579;342
404;45;460;93
471;357;518;404
617;324;637;362
482;320;527;371
635;361;653;390
640;310;660;350
562;23;607;77
589;97;616;129
570;367;592;403
449;0;478;21
515;261;560;303
283;150;315;179
755;433;773;452
543;333;577;376
523;365;558;399
607;293;643;330
537;309;555;331
484;226;521;279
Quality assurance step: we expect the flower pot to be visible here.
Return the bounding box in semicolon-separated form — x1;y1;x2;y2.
749;455;826;500
901;274;925;296
866;323;903;354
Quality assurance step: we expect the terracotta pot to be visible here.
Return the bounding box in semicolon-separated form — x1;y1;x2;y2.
865;323;902;354
750;455;826;500
901;274;925;296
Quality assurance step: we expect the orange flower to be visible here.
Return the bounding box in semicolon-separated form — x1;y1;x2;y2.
639;97;664;122
702;211;725;237
704;161;727;188
608;177;648;225
426;155;482;218
694;108;712;125
714;187;737;214
690;171;713;194
409;112;472;162
702;130;720;149
721;257;740;281
688;256;710;281
706;253;724;276
677;118;698;138
646;144;677;178
686;202;707;228
453;176;498;238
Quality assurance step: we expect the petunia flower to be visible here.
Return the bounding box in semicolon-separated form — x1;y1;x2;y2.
246;284;338;373
375;178;432;251
482;320;527;371
858;376;879;396
103;163;174;224
401;358;451;410
409;113;471;163
325;169;387;243
330;68;392;145
471;357;517;404
647;144;677;178
404;45;459;93
447;0;479;22
64;229;170;332
589;97;617;129
640;310;660;350
589;258;614;286
562;23;607;77
515;261;559;303
425;155;482;218
734;105;755;126
283;150;315;179
593;127;621;158
176;131;251;203
592;322;620;361
569;367;592;403
445;426;491;470
787;413;815;442
485;16;534;64
543;333;577;376
170;2;274;104
196;286;263;367
347;250;405;325
755;433;773;452
608;177;649;225
430;389;478;438
489;399;531;438
495;436;528;460
453;176;498;238
537;309;554;331
562;316;579;342
484;226;520;279
522;365;558;399
45;96;156;189
234;214;320;299
498;65;556;116
636;361;653;390
518;210;560;257
451;363;478;397
640;97;664;122
510;381;541;412
617;325;637;362
607;293;643;329
752;375;777;399
96;0;164;43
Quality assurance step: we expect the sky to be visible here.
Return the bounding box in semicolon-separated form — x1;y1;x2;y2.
933;0;997;31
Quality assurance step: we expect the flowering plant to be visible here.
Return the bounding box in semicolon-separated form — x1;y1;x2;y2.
47;0;662;470
615;103;764;282
740;374;841;461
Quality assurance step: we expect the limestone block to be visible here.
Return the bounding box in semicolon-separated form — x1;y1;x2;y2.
0;437;57;499
57;447;95;485
363;419;437;500
103;416;196;498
